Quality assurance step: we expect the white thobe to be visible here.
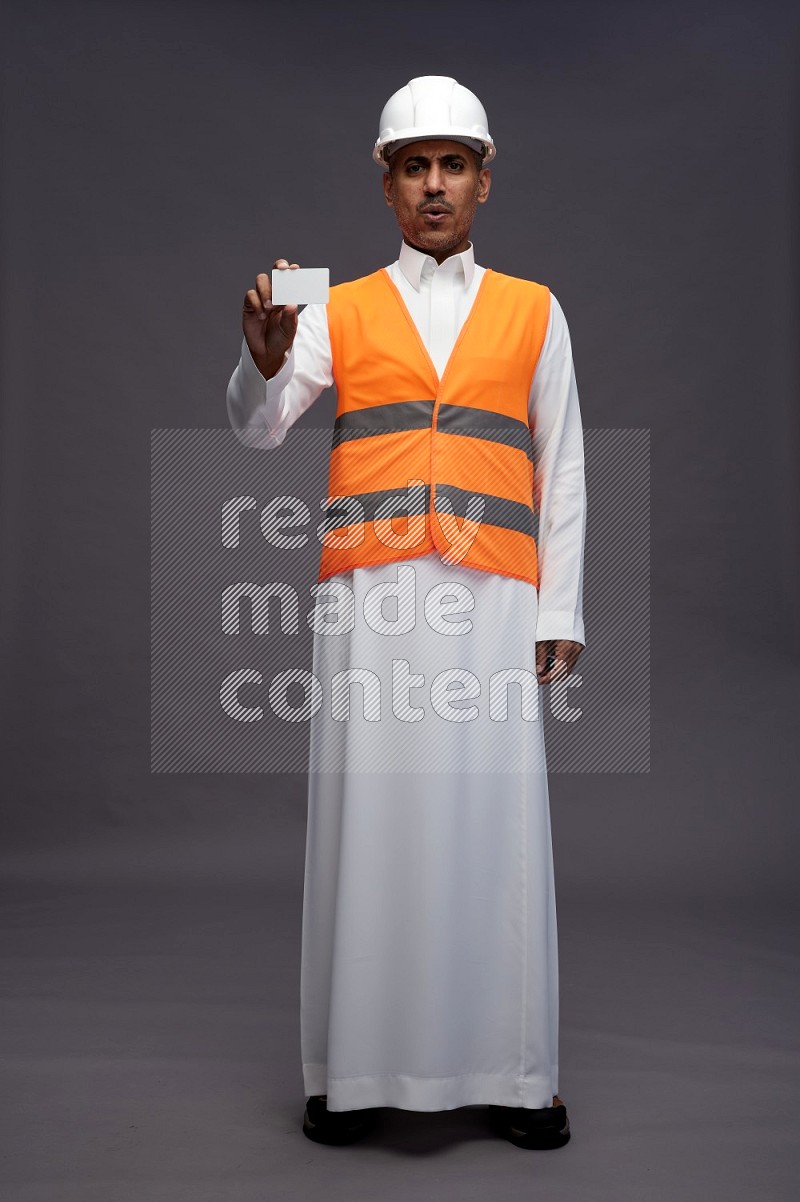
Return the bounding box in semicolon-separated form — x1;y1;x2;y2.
226;239;586;1112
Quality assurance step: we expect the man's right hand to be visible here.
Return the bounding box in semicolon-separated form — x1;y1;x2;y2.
242;259;300;381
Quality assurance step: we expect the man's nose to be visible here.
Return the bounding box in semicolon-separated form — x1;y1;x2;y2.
424;164;446;194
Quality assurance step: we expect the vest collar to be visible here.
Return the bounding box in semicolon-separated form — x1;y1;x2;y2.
397;238;476;292
379;265;493;391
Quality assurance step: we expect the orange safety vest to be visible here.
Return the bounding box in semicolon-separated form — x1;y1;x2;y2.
319;266;551;586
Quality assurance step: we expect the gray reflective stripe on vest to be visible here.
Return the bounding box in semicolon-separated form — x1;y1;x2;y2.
436;402;534;462
331;400;533;461
434;484;536;538
320;484;431;536
320;483;535;540
331;401;435;448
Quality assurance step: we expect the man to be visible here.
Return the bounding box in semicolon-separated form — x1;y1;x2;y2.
226;76;586;1150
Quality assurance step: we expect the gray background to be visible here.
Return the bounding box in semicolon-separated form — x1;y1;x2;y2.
1;0;798;1198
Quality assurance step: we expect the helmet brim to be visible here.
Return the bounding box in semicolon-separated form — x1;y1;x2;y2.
373;132;496;169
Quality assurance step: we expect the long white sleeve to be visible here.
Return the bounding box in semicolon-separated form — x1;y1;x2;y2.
225;301;334;449
529;292;587;647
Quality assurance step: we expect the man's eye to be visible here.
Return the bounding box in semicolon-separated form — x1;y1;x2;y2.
406;162;463;172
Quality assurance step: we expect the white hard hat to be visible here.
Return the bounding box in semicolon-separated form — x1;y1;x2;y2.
373;75;496;170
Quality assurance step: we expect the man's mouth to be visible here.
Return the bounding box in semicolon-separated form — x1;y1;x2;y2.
422;208;451;222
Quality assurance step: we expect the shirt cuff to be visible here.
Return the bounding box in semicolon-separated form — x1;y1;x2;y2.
240;335;295;403
534;608;586;647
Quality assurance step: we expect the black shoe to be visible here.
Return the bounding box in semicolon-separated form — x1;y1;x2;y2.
488;1099;571;1149
302;1094;377;1145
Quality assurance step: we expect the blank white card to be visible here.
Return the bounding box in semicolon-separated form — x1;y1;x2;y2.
271;267;330;305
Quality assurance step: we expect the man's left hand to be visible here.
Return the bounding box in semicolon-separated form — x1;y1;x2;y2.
535;639;584;685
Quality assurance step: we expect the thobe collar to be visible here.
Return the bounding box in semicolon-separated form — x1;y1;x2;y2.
397;237;476;292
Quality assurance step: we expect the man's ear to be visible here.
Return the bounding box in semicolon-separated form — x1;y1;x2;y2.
383;172;394;207
477;167;492;204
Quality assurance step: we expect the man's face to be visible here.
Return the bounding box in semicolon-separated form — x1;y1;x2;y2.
382;138;491;262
